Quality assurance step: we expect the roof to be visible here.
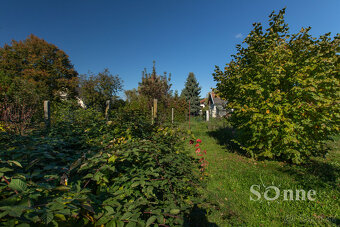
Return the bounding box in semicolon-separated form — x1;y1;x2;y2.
200;98;206;104
209;92;227;105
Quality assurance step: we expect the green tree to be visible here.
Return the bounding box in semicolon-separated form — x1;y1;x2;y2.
124;88;139;103
213;8;339;163
138;61;172;108
79;69;123;112
0;34;78;100
181;72;201;115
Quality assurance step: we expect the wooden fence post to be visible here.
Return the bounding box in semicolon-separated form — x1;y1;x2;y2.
171;108;174;124
44;100;50;129
153;99;157;122
105;100;110;120
151;106;154;124
206;110;209;122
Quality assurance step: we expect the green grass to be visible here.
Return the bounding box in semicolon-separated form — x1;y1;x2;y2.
185;118;339;226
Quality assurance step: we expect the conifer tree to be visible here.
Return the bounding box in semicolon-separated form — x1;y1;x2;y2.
181;72;201;115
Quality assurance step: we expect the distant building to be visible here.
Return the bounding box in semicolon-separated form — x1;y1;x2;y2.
207;92;227;118
199;98;207;115
58;87;86;109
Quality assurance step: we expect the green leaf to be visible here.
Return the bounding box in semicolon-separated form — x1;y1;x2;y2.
16;223;30;227
106;220;117;227
53;186;70;191
0;205;26;217
83;173;93;179
131;182;139;188
126;222;136;227
170;209;180;215
8;179;27;192
108;155;117;163
8;160;22;168
117;220;125;227
0;211;8;219
0;167;13;173
146;215;157;227
157;215;164;223
42;212;54;224
121;211;133;220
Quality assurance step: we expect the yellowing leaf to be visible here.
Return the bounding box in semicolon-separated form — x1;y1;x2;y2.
108;155;117;163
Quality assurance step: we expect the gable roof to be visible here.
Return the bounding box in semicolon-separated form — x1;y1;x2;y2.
209;92;227;105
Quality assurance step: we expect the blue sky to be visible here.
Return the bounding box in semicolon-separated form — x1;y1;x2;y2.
1;0;339;98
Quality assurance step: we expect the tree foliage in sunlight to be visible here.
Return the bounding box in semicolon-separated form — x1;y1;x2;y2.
138;61;172;109
79;69;123;112
0;34;78;100
213;8;340;163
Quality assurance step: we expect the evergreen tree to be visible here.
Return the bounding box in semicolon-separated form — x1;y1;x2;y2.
181;72;201;115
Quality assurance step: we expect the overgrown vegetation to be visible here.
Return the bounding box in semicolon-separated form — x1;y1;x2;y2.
1;7;339;226
0;104;206;226
79;69;123;111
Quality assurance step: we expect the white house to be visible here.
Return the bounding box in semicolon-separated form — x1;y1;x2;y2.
58;87;86;108
207;92;227;118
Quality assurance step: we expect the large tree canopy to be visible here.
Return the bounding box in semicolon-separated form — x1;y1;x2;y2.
0;34;78;100
181;72;201;115
213;8;339;163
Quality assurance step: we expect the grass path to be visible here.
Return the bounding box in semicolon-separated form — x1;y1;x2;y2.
187;119;339;226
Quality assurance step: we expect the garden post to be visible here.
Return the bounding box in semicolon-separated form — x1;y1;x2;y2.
206;110;209;122
172;108;174;124
151;106;154;124
44;100;50;129
153;99;157;122
105;100;110;120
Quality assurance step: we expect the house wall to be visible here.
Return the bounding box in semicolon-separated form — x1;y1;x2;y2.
209;104;227;118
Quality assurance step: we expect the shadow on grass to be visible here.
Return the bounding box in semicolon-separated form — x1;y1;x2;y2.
207;125;339;191
184;204;219;227
278;159;340;191
207;126;249;157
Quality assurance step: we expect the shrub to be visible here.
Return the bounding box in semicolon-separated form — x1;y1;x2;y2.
213;9;340;163
0;105;204;226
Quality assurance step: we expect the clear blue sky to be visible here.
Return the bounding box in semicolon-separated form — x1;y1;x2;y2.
1;0;339;98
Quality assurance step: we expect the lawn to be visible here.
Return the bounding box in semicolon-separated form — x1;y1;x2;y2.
186;118;339;226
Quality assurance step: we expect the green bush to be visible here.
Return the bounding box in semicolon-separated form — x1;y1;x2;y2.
213;9;339;164
0;103;204;226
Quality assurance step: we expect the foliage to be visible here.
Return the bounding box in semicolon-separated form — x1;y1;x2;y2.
0;96;37;135
181;72;201;115
0;104;205;226
126;63;188;124
168;91;188;123
0;34;78;101
79;69;123;112
138;61;172;109
213;8;340;163
0;74;45;134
